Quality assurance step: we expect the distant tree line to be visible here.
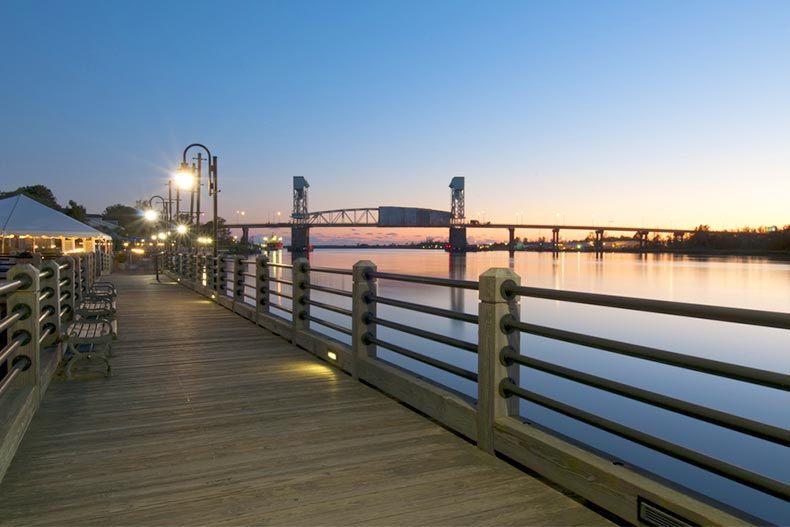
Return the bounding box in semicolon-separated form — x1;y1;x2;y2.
682;225;790;252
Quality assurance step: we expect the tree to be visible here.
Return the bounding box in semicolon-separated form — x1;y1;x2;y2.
201;217;233;248
103;203;149;237
0;185;61;209
64;200;88;223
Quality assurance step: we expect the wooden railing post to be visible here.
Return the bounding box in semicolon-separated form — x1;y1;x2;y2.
39;260;61;349
218;256;229;297
78;255;88;302
233;256;245;303
255;254;270;316
292;258;310;340
351;260;377;380
7;264;42;400
477;267;521;454
60;257;76;324
206;255;217;293
193;253;201;286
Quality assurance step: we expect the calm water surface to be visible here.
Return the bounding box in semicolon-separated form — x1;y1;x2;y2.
259;250;789;523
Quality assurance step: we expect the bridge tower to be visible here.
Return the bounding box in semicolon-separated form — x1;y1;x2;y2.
291;177;310;254
448;177;467;252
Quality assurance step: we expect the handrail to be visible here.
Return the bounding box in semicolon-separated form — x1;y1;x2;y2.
269;277;293;286
308;266;352;276
367;315;478;353
0;276;29;296
500;382;789;501
0;333;28;366
39;288;54;302
367;335;478;382
38;306;56;325
501;350;789;446
268;262;293;269
370;294;478;324
0;355;32;399
303;314;353;336
269;291;293;300
369;271;479;290
0;306;28;334
303;284;352;298
503;283;790;330
305;299;352;318
503;317;788;391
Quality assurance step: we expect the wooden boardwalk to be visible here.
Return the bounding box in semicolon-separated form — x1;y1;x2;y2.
0;275;612;526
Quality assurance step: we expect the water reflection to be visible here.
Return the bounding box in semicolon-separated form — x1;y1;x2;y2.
448;254;466;315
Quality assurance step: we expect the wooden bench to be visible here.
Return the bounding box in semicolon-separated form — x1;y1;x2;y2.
63;319;113;379
75;298;117;337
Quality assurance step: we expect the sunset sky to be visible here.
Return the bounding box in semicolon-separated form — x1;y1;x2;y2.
2;0;788;243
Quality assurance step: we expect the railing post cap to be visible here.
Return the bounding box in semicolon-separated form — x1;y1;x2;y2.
479;268;520;302
352;260;377;279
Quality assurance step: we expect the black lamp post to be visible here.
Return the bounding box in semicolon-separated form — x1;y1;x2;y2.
178;144;218;257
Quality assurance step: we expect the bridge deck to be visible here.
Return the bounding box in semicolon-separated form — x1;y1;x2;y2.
0;275;611;526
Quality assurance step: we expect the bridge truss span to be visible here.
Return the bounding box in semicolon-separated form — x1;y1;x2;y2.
304;207;379;226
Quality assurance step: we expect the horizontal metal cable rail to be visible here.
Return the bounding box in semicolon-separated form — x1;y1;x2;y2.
270;304;293;315
0;355;32;399
367;315;478;353
303;314;352;336
503;317;788;390
0;276;29;296
501;350;789;446
38;324;55;345
500;382;789;501
370;294;478;324
369;271;479;290
366;334;478;382
503;282;790;330
305;299;352;318
0;306;29;334
309;266;353;276
269;277;293;286
305;283;353;298
0;331;29;366
38;306;56;325
269;290;293;300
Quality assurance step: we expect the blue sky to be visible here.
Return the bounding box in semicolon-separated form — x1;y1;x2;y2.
2;0;788;242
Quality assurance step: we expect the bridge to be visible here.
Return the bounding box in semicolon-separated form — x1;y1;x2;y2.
225;177;694;253
1;252;787;525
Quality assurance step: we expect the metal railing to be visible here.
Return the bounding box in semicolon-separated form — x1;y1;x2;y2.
0;253;90;482
164;252;790;525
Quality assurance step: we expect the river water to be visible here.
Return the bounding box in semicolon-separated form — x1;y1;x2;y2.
256;250;789;524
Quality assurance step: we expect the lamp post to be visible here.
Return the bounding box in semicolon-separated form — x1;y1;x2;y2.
146;194;171;254
177;143;219;257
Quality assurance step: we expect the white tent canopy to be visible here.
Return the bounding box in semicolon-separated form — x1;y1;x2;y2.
0;194;112;253
0;194;111;240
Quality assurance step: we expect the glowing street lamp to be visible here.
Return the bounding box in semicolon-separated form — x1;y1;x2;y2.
176;224;188;235
180;143;219;257
144;209;158;222
174;167;195;190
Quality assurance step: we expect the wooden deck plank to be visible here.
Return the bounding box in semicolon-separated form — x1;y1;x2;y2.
0;275;612;526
